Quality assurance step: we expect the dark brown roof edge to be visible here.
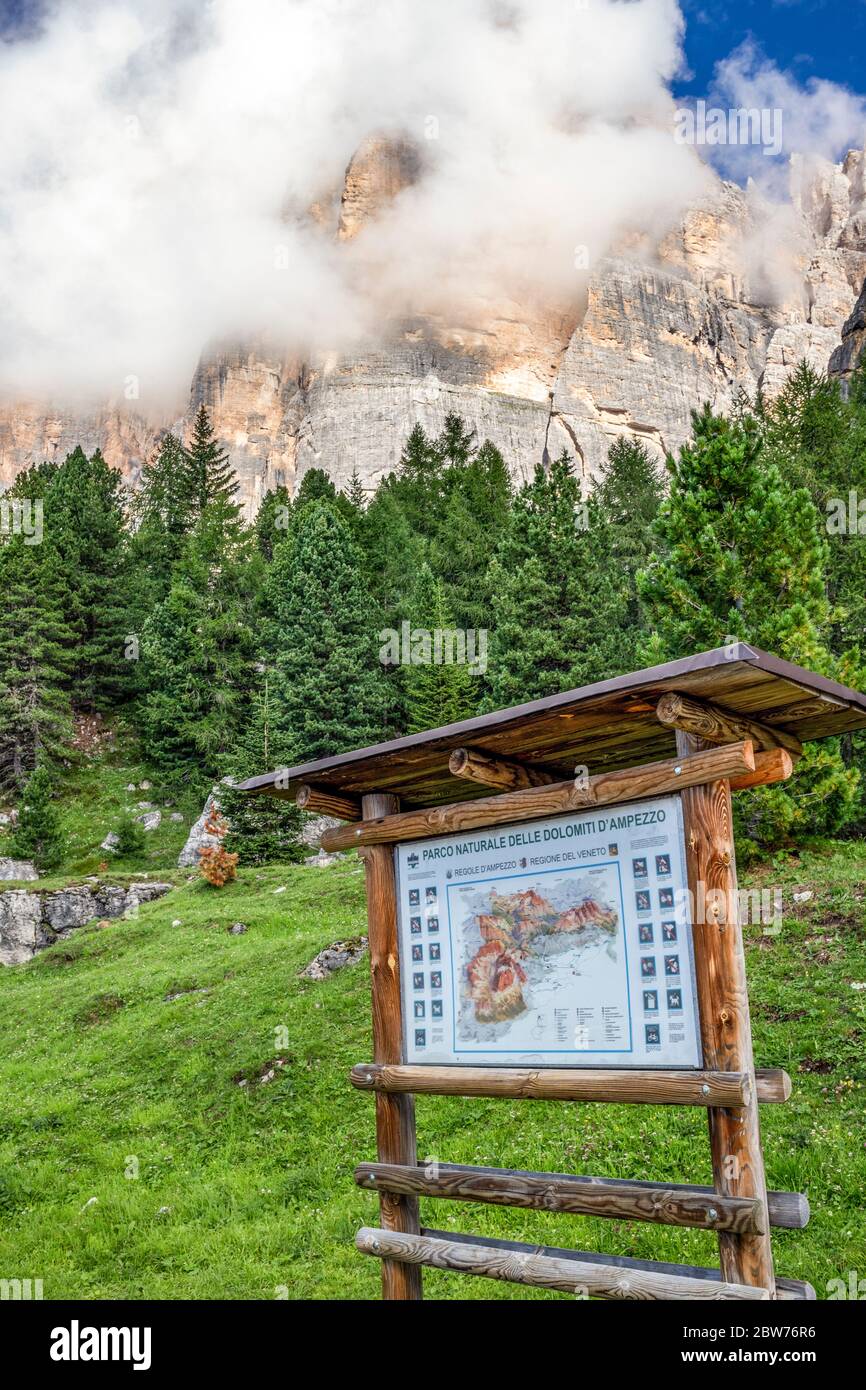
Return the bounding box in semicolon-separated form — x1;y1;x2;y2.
235;644;866;794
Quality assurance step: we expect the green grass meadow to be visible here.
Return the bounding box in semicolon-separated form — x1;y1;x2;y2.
1;746;865;1299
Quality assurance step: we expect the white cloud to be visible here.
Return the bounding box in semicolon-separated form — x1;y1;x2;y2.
0;0;712;409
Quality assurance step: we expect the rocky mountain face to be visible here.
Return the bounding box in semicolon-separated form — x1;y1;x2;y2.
2;139;866;510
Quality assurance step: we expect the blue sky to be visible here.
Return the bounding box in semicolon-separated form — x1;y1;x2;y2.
675;0;866;95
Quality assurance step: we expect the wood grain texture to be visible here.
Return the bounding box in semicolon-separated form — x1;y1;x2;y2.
449;746;559;790
355;1227;771;1301
361;792;421;1301
413;1162;807;1229
355;1162;765;1233
729;748;794;791
295;783;361;819
321;742;756;850
350;1062;750;1107
657;692;803;757
754;1069;792;1103
676;729;776;1296
420;1227;815;1298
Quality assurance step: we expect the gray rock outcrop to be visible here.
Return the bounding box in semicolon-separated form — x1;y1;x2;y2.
0;880;173;965
0;857;38;881
829;279;866;387
177;788;224;867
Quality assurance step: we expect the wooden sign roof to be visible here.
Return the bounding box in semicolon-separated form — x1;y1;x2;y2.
236;644;866;811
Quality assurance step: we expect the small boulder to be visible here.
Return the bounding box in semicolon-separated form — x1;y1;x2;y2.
300;937;367;981
100;832;119;853
139;780;152;791
137;810;162;832
304;850;340;868
228;922;248;935
137;801;153;811
169;812;184;824
0;857;38;882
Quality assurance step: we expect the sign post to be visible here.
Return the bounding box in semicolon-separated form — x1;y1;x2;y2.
237;645;866;1301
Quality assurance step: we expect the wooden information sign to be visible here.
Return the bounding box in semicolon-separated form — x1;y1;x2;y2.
238;644;866;1301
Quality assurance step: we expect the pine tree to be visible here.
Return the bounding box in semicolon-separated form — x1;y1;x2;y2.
393;422;446;538
128;432;196;625
762;362;866;666
436;413;478;467
10;764;64;870
184;405;238;518
433;439;512;633
221;680;305;866
40;448;134;710
594;436;664;665
638;406;833;668
261;500;392;763
345;468;366;512
404;563;478;732
639;404;858;847
294;468;337;508
255;485;292;561
484;453;629;709
139;499;260;788
0;535;73;793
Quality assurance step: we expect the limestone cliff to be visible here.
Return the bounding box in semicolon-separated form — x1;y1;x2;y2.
2;140;866;509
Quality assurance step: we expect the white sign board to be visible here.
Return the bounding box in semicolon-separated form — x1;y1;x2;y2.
395;793;702;1068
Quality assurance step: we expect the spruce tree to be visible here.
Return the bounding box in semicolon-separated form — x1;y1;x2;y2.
10;765;64;870
255;486;292;560
221;680;305;866
184;405;238;518
484;453;629;709
639;404;858;847
433;440;512;633
128;432;196;626
261;500;392;763
393;422;446;539
594;436;664;665
436;413;478;467
404;563;478;732
40;448;134;709
139;496;260;788
0;535;73;793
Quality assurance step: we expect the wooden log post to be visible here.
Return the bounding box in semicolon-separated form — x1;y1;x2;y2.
361;792;422;1300
675;730;776;1296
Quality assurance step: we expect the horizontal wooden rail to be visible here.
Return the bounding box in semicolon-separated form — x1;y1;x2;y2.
356;1226;771;1300
379;1161;807;1229
322;742;756;850
351;1062;751;1107
656;692;803;758
352;1063;791;1107
355;1161;766;1233
421;1228;814;1299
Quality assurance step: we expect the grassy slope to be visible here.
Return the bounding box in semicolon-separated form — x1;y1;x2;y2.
1;749;865;1299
